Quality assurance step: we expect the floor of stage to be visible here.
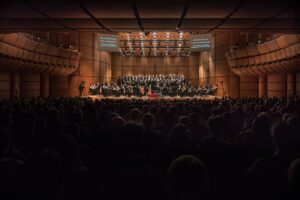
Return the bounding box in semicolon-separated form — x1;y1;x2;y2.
85;95;221;101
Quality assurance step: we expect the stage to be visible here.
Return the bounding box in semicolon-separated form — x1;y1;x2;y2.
85;95;221;101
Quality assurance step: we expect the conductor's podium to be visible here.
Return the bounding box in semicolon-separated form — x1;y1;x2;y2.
148;92;159;98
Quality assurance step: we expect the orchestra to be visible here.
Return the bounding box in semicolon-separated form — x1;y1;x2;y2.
89;74;218;97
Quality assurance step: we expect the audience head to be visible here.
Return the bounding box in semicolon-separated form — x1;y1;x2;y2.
179;115;190;128
189;112;199;124
0;128;12;157
271;122;293;153
129;108;141;122
65;122;81;141
0;114;12;128
121;123;144;154
252;112;271;136
288;159;300;200
168;155;210;200
111;116;125;131
207;115;224;137
142;113;155;130
169;124;188;148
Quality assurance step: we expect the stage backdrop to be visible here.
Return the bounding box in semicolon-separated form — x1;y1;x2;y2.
111;55;200;86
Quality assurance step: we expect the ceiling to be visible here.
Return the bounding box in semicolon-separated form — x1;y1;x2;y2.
0;0;299;33
119;32;192;57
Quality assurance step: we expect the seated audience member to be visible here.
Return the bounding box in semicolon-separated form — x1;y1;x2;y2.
141;113;165;158
168;155;210;200
245;122;295;200
0;128;23;200
168;124;189;159
197;115;239;199
288;159;300;200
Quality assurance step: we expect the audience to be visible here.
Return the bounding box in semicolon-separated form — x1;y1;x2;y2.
0;96;299;200
168;155;210;200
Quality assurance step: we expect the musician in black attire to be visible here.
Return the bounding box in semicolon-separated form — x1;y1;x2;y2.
90;74;218;97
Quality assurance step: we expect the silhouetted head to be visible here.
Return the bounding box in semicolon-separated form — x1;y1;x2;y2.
179;115;190;128
23;151;64;200
169;124;188;147
207;115;224;137
14;112;36;138
282;113;294;123
252;112;271;136
129;108;141;122
0;128;12;157
272;122;293;153
121;123;144;154
65;123;81;141
111;116;125;131
189;112;199;124
142;113;155;130
288;159;300;200
168;155;210;200
68;110;83;124
53;135;81;168
0;114;12;128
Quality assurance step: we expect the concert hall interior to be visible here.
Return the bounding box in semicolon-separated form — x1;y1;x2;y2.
0;0;300;200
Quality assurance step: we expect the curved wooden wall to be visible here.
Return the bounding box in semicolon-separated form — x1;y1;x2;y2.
0;33;81;76
227;34;300;77
226;34;300;97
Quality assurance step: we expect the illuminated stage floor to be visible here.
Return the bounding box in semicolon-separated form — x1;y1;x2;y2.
86;95;221;101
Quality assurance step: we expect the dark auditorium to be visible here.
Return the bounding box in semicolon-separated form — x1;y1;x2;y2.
1;0;300;200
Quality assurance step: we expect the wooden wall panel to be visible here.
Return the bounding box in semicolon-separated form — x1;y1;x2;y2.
167;66;177;75
144;64;155;75
287;73;296;97
156;67;166;75
10;73;20;99
40;75;49;97
112;65;122;82
67;32;101;96
240;76;258;97
155;57;166;67
134;57;143;67
20;73;40;97
267;74;287;97
0;71;10;99
296;72;300;97
166;57;177;67
177;57;188;67
112;55;122;66
49;76;68;96
189;64;199;86
124;66;133;76
259;76;268;97
229;73;240;98
133;65;144;75
144;57;155;67
67;75;80;97
123;56;134;66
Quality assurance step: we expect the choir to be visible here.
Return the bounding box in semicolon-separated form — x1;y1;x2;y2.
89;74;218;97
